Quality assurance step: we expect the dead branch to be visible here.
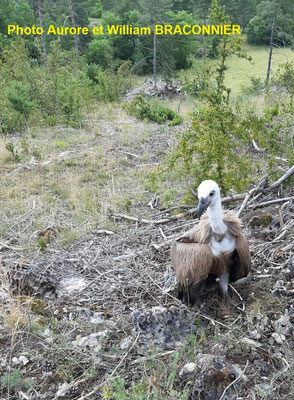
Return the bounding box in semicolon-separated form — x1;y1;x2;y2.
0;241;24;251
111;209;198;225
252;139;265;152
120;150;139;158
268;164;294;189
249;196;294;209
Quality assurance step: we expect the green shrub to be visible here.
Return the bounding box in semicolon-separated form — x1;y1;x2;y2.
90;0;103;17
1;370;34;392
5;81;34;131
6;81;34;119
5;142;21;163
86;39;113;68
0;39;93;131
94;61;133;102
242;75;265;95
124;94;182;125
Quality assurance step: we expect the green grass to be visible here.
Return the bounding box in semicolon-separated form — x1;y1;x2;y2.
182;42;294;98
225;43;294;96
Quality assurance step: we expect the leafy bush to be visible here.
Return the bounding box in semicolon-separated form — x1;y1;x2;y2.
124;94;182;125
274;62;294;107
94;62;134;102
0;39;92;131
90;0;103;17
6;81;34;122
86;38;113;68
242;75;265;95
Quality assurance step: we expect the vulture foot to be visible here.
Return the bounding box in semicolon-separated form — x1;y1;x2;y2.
178;280;206;307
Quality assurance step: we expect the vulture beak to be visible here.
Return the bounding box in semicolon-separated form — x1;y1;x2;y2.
197;197;207;218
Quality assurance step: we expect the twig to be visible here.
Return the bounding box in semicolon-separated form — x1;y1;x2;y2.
131;350;175;365
229;284;245;312
111;209;197;225
237;193;251;218
120;150;139;159
268;164;294;189
252;139;265;152
95;230;115;235
249;196;294;209
278;208;284;228
0;241;24;251
188;184;197;197
219;360;249;400
110;332;140;377
159;227;167;240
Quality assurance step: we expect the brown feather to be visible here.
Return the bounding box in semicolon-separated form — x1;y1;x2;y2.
178;210;242;244
230;234;251;282
171;210;251;305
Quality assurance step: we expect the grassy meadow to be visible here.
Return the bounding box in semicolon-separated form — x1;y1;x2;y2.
225;43;294;96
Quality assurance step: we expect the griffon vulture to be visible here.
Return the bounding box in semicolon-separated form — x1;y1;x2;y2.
171;180;251;306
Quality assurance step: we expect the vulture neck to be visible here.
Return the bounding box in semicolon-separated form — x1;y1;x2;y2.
207;198;227;236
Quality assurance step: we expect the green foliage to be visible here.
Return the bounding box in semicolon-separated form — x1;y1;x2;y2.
275;62;294;107
102;372;189;400
37;237;49;252
242;75;265;95
166;352;180;391
5;142;21;163
182;62;213;96
90;0;103;17
0;39;93;131
1;370;34;392
94;62;133;101
124;94;182;125
170;103;254;194
168;0;254;194
247;1;294;45
86;39;114;67
6;81;34;121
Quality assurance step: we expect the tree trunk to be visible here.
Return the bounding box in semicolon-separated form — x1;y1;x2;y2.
153;23;157;88
37;0;47;64
266;15;276;86
68;0;79;54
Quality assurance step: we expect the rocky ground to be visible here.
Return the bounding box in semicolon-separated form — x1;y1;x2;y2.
0;105;294;399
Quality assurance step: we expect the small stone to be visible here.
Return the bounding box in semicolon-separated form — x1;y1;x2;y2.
179;363;197;380
90;312;104;324
250;330;261;340
19;355;29;366
256;383;271;395
273;314;292;335
120;336;133;350
241;338;263;348
271;332;285;344
56;382;70;398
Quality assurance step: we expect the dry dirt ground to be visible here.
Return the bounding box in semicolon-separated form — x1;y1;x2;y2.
0;105;294;400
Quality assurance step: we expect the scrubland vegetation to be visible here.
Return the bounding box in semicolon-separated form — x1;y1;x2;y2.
0;0;294;399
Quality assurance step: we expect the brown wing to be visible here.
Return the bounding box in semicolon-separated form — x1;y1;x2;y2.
229;234;251;282
171;241;214;287
176;214;211;244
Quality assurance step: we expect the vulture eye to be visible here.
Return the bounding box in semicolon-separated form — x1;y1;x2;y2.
209;191;214;196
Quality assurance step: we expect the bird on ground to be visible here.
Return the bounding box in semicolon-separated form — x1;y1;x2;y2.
171;180;251;306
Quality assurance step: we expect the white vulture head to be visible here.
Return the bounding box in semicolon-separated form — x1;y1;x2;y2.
197;180;221;217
